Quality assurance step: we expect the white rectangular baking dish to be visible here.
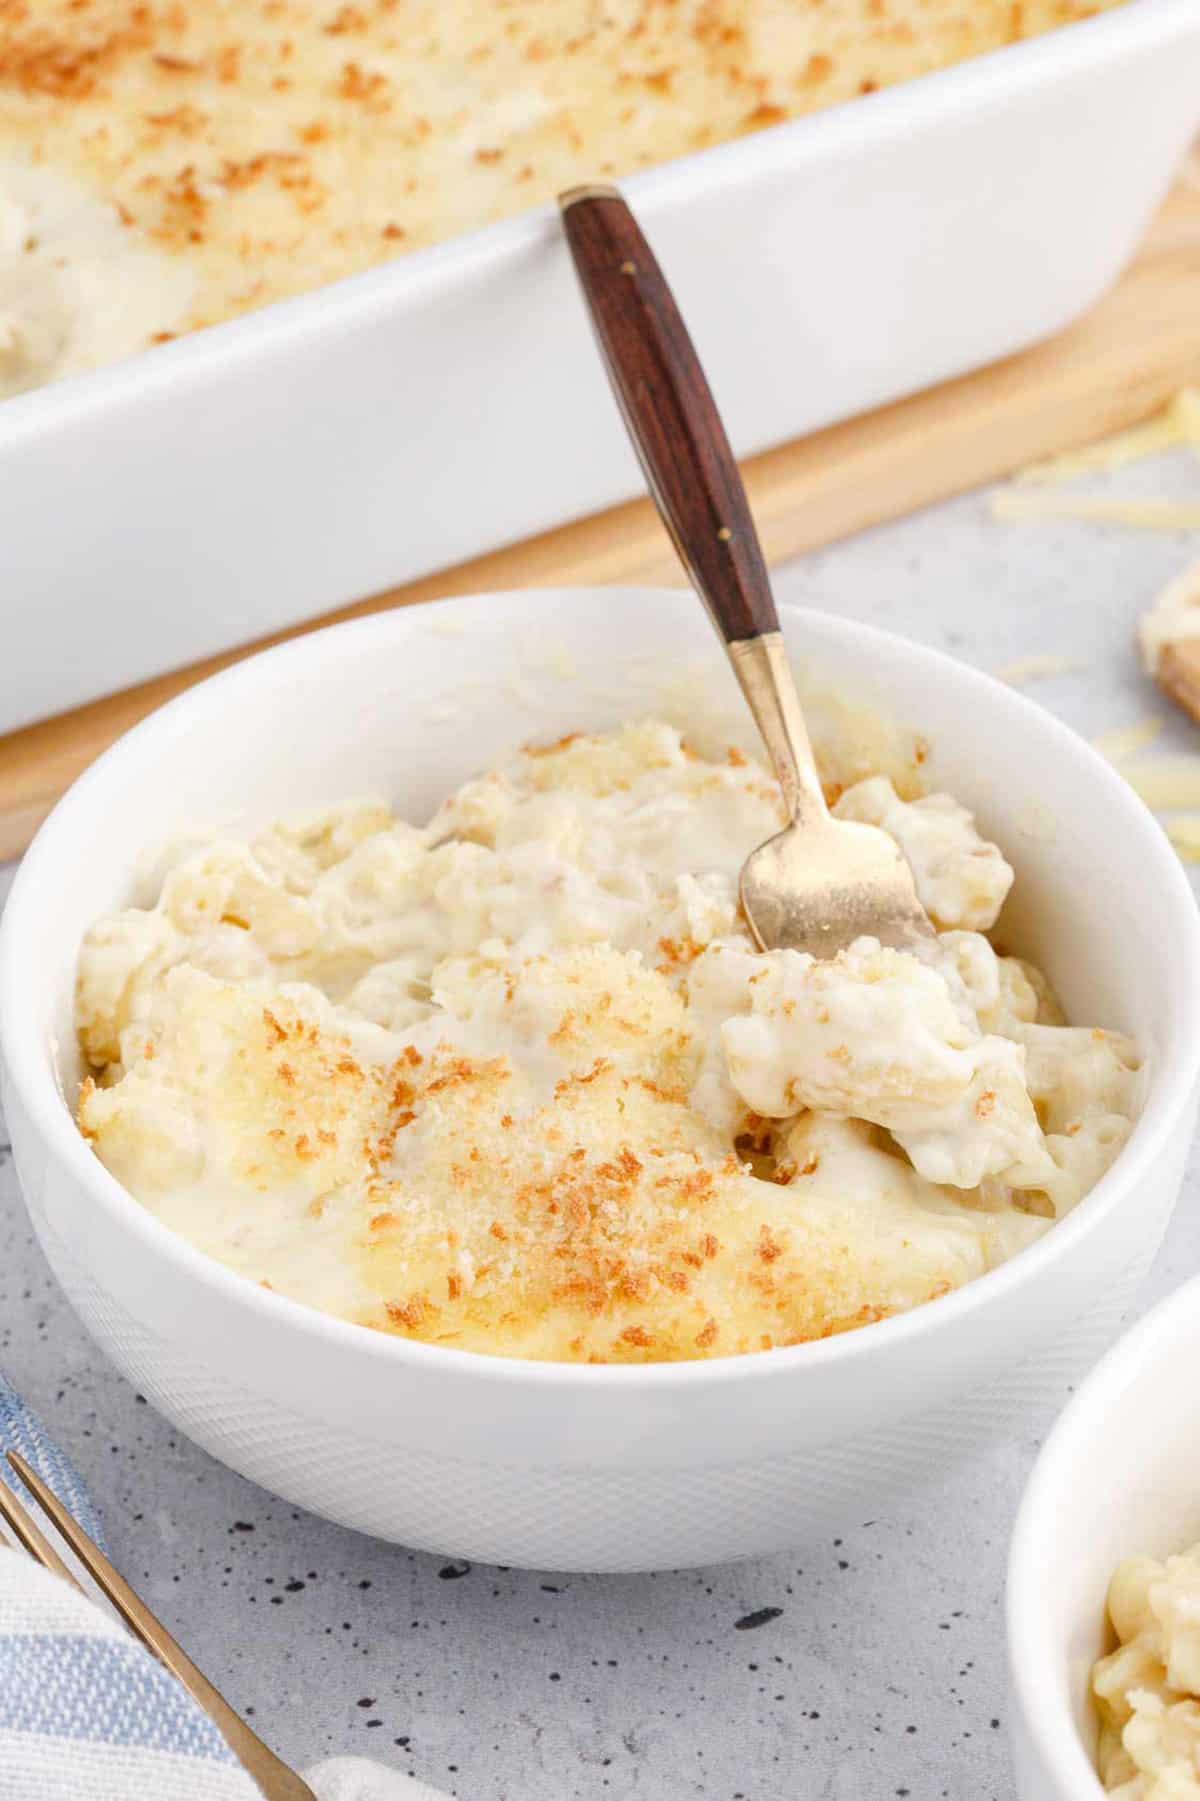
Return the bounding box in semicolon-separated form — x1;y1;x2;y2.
3;0;1199;738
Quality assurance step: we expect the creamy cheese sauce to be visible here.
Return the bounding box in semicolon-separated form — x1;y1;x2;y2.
75;720;1140;1362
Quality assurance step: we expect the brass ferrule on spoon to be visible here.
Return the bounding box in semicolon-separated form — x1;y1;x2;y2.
728;632;829;833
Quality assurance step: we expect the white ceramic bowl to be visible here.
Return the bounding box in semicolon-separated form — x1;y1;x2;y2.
3;589;1199;1573
1009;1272;1200;1800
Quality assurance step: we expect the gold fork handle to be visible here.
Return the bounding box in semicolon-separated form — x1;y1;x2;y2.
559;183;828;828
6;1452;316;1801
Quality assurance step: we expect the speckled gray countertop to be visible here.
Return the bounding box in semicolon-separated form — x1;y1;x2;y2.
4;447;1200;1801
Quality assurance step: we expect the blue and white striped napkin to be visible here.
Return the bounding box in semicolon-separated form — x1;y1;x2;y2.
0;1377;448;1801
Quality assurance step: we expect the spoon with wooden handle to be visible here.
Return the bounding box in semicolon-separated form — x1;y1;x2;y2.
559;182;933;959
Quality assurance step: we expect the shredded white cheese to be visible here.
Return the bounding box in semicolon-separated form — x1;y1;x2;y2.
1014;390;1200;487
992;492;1200;530
997;389;1200;533
1167;816;1200;862
1119;757;1200;812
1090;719;1166;765
992;653;1082;687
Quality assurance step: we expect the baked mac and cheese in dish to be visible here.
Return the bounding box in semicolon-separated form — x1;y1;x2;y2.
1094;1542;1200;1798
76;720;1140;1362
2;0;1127;395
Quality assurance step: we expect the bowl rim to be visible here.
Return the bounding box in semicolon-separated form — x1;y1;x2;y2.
1006;1270;1200;1799
3;587;1199;1394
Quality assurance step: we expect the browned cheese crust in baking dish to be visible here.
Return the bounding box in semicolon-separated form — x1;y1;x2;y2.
0;0;1127;394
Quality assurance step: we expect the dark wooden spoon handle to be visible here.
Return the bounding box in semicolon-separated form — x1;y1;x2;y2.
560;184;779;646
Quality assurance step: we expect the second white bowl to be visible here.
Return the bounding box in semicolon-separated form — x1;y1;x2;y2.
1009;1271;1200;1799
2;588;1198;1570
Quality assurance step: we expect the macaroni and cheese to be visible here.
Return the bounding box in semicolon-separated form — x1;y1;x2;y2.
75;720;1140;1362
2;0;1127;395
1094;1542;1200;1798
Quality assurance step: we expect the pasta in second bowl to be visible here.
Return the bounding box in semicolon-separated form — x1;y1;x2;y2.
1010;1273;1200;1801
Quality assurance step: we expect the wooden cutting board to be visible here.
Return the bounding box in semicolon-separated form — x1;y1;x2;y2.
5;174;1200;863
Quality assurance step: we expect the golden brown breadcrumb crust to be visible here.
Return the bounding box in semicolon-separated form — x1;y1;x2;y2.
2;0;1124;340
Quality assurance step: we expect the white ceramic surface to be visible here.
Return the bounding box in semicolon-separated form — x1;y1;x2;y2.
1008;1271;1200;1800
4;0;1200;736
2;587;1199;1572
